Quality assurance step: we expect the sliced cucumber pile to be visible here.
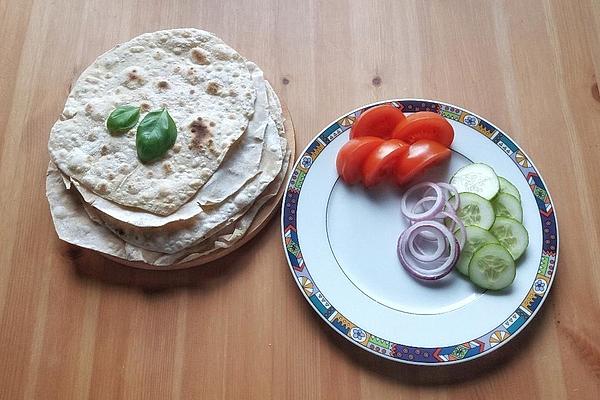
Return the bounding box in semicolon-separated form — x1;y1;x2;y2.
455;226;500;275
468;243;516;290
449;164;529;290
450;163;500;200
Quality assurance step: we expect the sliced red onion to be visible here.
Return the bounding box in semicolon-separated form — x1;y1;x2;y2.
412;196;453;217
411;196;455;240
445;215;456;232
399;239;459;280
397;182;465;281
397;221;459;280
401;182;444;221
437;182;460;211
408;225;445;262
438;210;466;249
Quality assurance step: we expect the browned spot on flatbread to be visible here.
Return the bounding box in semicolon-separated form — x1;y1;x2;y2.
100;145;109;156
206;82;220;95
191;48;209;65
141;103;150;112
97;183;108;194
187;117;213;150
128;69;140;81
157;80;169;90
85;103;93;113
174;66;181;73
163;162;173;174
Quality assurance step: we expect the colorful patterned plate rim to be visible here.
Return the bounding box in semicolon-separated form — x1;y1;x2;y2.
281;99;558;365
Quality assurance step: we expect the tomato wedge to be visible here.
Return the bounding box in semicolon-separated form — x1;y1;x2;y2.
362;139;409;187
336;136;385;184
392;111;454;146
350;105;406;139
395;139;451;185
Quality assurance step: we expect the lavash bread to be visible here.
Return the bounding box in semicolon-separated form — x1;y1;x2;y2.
48;29;256;216
94;114;285;254
46;135;290;265
196;62;270;206
47;162;130;260
71;62;270;228
46;29;290;267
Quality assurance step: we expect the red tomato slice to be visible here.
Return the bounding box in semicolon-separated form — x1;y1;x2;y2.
362;139;409;187
395;139;451;185
392;111;454;147
336;136;384;184
350;105;406;139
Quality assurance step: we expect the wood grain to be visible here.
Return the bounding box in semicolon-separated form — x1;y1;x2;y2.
1;0;599;398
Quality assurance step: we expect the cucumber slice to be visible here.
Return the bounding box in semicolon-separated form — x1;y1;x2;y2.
492;193;523;222
490;217;529;260
453;193;495;230
455;226;500;275
498;177;521;201
450;163;500;200
468;243;516;290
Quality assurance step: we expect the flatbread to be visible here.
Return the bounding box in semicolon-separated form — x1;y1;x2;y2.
46;163;128;259
46;137;289;266
98;119;285;253
48;28;255;216
132;142;291;266
265;80;284;137
165;144;291;266
46;38;290;267
196;62;268;206
72;62;270;227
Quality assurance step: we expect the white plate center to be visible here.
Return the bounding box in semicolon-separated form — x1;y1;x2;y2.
326;153;485;315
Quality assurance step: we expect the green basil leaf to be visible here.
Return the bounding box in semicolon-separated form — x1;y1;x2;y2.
136;108;177;163
106;105;140;134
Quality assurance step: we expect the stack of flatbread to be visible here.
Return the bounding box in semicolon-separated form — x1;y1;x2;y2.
46;29;291;267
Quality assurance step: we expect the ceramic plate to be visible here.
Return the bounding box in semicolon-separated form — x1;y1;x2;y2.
281;99;558;365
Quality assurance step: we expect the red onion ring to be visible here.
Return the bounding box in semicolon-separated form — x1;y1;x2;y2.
437;182;460;211
408;225;445;262
401;182;445;221
411;196;455;240
424;183;460;211
445;216;456;232
397;221;459;280
438;210;466;249
412;196;453;218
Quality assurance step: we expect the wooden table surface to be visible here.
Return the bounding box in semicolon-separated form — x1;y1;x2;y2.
2;0;600;398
